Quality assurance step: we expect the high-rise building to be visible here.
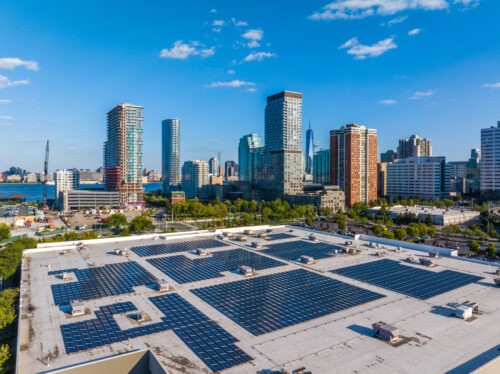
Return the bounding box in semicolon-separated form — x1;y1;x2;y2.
313;149;330;185
480;121;500;194
467;148;481;193
257;90;303;198
162;118;181;193
103;103;144;207
238;134;262;183
387;157;449;200
330;124;378;207
208;157;220;176
181;160;209;199
55;169;75;198
397;134;432;159
380;149;397;163
377;162;388;197
224;161;238;179
305;122;314;175
447;161;468;179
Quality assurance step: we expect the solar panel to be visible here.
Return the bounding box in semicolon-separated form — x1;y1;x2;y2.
192;269;384;336
130;238;229;257
262;240;342;261
266;233;296;240
331;259;483;299
50;262;156;305
147;248;285;283
60;295;252;372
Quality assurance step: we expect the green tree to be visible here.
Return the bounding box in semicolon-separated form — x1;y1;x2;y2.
393;227;407;240
469;240;481;253
372;225;385;236
129;215;155;233
407;224;420;237
486;242;497;257
338;219;347;230
105;214;127;228
382;230;395;239
0;288;18;328
0;344;10;372
0;224;10;241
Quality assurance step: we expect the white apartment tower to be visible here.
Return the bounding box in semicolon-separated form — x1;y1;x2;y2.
481;121;500;193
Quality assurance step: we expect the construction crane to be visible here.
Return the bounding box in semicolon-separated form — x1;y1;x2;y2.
42;140;49;206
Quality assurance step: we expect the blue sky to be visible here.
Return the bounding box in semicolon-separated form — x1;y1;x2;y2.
0;0;499;172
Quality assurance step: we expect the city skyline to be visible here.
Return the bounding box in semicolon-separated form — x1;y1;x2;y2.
1;1;500;171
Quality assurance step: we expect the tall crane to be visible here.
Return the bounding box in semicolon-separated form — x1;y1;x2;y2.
42;140;49;206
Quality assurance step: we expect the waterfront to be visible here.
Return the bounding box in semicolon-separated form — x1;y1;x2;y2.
0;183;163;202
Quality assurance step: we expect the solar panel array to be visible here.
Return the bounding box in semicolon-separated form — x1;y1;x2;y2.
266;233;296;240
50;262;156;305
148;248;285;284
150;294;252;371
262;240;342;261
130;238;230;257
192;269;384;335
331;259;483;299
60;294;252;372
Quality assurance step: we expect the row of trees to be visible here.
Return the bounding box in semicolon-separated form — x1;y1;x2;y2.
104;214;155;235
469;240;497;258
0;237;38;373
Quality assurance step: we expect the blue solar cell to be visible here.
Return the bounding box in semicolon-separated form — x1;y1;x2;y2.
262;240;342;261
130;238;230;257
59;294;252;372
331;259;483;299
147;248;285;283
192;269;384;336
266;233;296;240
50;262;156;305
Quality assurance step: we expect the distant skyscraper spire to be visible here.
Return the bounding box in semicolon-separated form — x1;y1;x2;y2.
305;120;314;175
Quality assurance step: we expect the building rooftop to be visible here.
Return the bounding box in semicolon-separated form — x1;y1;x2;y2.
18;226;500;373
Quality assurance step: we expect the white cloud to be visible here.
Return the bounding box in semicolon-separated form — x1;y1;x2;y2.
206;80;255;88
0;57;39;71
243;51;277;62
408;28;422;35
64;147;78;151
409;90;435;99
212;20;225;26
454;0;480;8
231;17;248;26
0;115;13;120
309;0;450;20
160;41;215;60
242;29;263;48
380;99;397;105
382;16;408;26
0;75;30;89
246;87;257;92
0;99;11;104
210;8;217;13
227;70;236;75
482;82;500;88
339;37;397;59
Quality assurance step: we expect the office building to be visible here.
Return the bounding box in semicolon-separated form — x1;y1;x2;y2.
224;161;238;179
330;124;378;207
104;103;144;207
313;149;330;185
305;123;314;175
208;157;220;176
288;185;345;212
55;169;75;198
257;91;304;198
59;190;120;212
181;160;209;199
387;157;449;200
380;149;396;163
397;135;432;159
377;162;388;197
467;148;481;193
162;118;181;193
238;134;262;183
480;122;500;194
78;169;101;184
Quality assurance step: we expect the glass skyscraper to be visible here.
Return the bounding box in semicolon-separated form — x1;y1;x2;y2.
305;123;314;175
104;103;144;207
162;118;181;193
238;133;262;183
258;91;303;198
